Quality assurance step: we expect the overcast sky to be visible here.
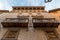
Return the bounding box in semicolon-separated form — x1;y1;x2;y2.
0;0;60;11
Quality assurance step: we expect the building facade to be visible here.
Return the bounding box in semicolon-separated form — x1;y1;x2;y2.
0;6;60;40
12;6;47;13
49;8;60;21
0;10;9;13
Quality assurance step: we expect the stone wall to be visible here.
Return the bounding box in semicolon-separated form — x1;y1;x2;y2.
0;13;18;28
49;10;60;36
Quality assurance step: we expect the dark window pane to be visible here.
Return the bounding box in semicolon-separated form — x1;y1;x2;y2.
18;8;20;10
22;8;24;10
37;8;40;10
33;8;36;10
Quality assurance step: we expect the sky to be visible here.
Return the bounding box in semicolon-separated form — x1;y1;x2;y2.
0;0;60;11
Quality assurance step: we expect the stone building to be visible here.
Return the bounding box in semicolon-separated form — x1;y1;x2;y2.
12;6;47;13
49;8;60;21
0;10;9;13
0;6;60;40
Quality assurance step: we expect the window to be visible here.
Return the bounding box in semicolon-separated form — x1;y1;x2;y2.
26;8;28;10
41;7;44;10
33;8;36;10
13;8;16;10
29;8;32;10
37;8;40;10
22;8;24;10
18;8;20;10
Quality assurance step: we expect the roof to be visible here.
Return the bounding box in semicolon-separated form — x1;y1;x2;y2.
12;6;45;8
49;8;60;13
0;10;9;12
12;6;45;10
